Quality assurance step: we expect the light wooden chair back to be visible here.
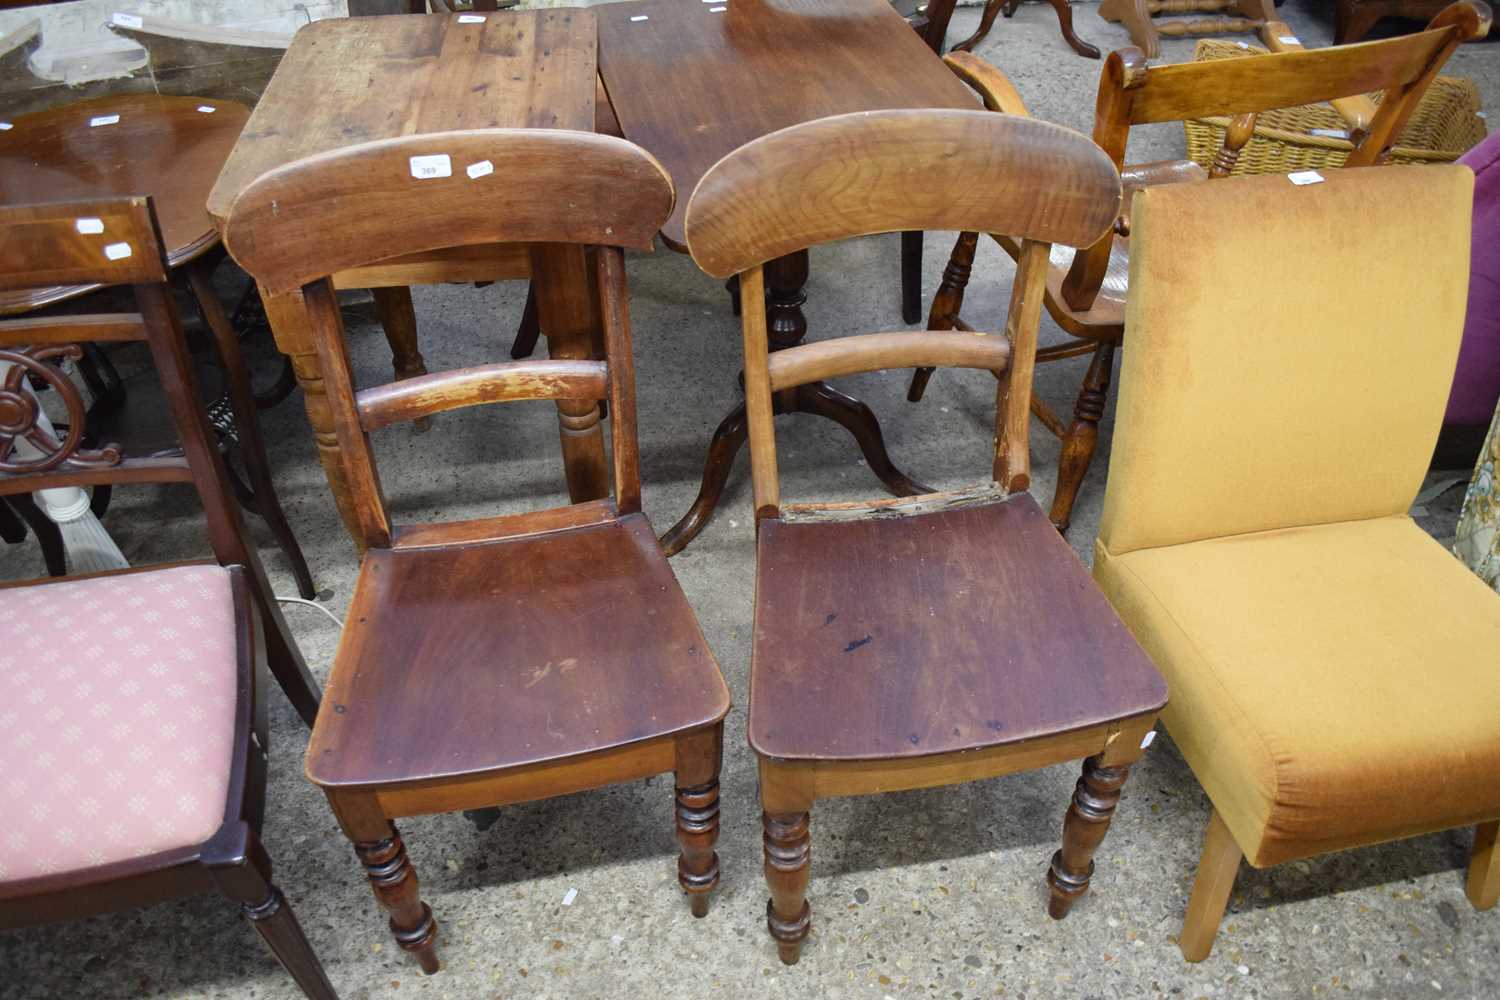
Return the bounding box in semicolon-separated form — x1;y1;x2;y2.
222;130;675;551
683;109;1120;521
0;198;254;573
1063;0;1490;310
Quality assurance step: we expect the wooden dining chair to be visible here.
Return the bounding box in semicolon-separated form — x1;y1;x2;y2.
223;128;732;973
910;1;1490;533
1098;0;1277;60
0;198;332;998
1094;165;1500;962
683;108;1167;965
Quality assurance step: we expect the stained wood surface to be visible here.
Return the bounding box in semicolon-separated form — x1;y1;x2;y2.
223;128;673;295
206;10;598;226
0;199;167;292
766;330;1010;391
597;0;979;249
684;109;1120;277
0;95;245;312
355;359;609;431
748;493;1166;761
306;514;731;787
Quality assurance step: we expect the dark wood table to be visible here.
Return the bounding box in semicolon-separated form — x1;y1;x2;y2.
598;0;979;553
207;11;604;549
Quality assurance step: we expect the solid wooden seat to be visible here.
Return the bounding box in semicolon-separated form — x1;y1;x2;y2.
683;106;1167;965
750;492;1165;762
309;512;728;788
225;127;729;973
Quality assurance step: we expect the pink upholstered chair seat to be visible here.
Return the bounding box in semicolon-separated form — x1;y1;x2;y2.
0;565;239;884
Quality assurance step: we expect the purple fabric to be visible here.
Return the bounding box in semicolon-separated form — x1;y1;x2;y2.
1450;132;1500;425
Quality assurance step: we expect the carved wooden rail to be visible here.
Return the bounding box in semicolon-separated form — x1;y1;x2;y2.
1157;16;1266;35
354;359;609;431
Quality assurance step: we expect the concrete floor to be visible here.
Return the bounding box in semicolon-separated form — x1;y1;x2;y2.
4;2;1499;997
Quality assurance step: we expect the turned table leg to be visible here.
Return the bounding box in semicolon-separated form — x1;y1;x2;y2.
531;243;610;503
259;286;366;552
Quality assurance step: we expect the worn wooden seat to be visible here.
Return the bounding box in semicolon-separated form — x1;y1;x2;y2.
309;512;726;788
225;128;730;974
684;107;1166;965
914;9;1489;533
751;494;1168;761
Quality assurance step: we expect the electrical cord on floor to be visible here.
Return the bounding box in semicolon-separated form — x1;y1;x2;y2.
275;595;345;629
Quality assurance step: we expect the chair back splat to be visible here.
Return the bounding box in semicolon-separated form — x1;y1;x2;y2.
223;129;675;550
684;109;1121;519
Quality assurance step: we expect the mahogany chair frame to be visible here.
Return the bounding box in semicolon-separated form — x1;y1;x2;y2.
225;128;730;974
0;198;331;998
686;108;1165;964
914;2;1491;533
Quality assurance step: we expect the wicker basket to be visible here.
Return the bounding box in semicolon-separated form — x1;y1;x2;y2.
1183;39;1487;176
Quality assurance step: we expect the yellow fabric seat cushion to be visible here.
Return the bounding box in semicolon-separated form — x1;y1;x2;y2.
1095;515;1500;868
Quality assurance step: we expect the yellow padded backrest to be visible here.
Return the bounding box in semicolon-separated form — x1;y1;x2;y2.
1098;165;1473;556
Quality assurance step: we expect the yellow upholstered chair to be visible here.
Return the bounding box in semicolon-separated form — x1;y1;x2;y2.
1093;165;1500;962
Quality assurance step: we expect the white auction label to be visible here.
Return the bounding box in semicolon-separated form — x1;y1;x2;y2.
197;105;216;113
409;154;452;180
630;14;649;20
90;114;121;127
1288;170;1325;186
1140;730;1157;750
104;242;133;260
0;123;11;131
458;13;485;22
112;12;144;28
1278;34;1299;44
76;218;105;234
709;5;725;9
1308;127;1349;139
466;159;494;179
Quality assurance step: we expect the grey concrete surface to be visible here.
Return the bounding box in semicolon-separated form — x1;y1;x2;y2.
3;3;1499;997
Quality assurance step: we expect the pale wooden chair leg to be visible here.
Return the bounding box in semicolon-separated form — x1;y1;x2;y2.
1467;820;1500;910
1179;809;1243;962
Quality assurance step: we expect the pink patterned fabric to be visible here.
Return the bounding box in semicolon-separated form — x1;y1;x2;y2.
0;565;238;884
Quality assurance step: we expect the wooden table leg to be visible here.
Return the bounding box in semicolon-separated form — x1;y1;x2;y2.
660;249;928;554
259;286;365;553
530;244;611;503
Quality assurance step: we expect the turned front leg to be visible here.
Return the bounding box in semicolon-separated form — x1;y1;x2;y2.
675;726;724;917
1047;753;1131;918
764;811;812;964
260;287;366;551
354;826;439;974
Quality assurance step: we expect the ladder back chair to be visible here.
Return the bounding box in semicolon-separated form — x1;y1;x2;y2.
912;1;1491;534
0;198;332;999
223;129;731;974
684;109;1167;965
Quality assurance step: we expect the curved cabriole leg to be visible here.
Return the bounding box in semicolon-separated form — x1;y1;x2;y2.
659;403;749;556
1047;754;1131;918
763;811;812;965
1047;0;1102;58
1050;340;1116;534
354;828;439;974
796;382;931;497
952;0;1005;51
909;230;979;403
244;886;340;1000
1179;810;1244;961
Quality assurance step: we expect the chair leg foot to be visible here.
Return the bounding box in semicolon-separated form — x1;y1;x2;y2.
244;885;339;1000
764;811;812;965
354;826;439;974
1047;753;1131;918
1179;810;1243;962
676;779;721;917
1467;820;1500;910
1049;340;1115;533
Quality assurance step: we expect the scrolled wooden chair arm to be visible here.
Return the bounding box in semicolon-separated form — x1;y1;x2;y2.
942;51;1031;117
